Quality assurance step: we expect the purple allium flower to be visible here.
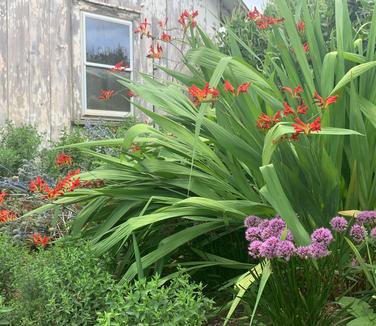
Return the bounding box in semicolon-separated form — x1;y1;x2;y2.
260;226;275;241
308;243;330;259
330;216;348;232
259;220;270;229
259;236;280;259
351;257;358;267
276;240;296;260
296;246;311;259
248;240;263;258
311;228;333;246
350;224;367;243
268;217;286;234
286;230;294;241
245;227;261;242
244;215;261;228
370;227;376;241
357;211;376;225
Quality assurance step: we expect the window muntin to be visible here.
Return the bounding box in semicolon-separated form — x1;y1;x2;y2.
82;13;133;117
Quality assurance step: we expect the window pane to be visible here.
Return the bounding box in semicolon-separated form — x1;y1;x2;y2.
85;16;131;66
86;66;131;113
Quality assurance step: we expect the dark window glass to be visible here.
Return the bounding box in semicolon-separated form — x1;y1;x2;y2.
86;66;131;112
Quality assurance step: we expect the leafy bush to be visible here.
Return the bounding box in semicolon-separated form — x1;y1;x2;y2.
0;122;41;177
96;274;213;326
0;236;213;326
9;240;116;325
0;295;12;326
0;235;27;299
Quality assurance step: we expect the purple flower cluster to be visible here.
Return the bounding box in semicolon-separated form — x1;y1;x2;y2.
356;211;376;226
330;216;348;232
244;215;333;261
330;212;376;244
349;224;367;243
370;227;376;241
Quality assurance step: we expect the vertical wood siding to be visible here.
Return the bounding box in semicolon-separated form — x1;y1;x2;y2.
0;0;231;139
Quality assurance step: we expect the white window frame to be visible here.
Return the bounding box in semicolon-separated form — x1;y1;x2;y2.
81;12;133;118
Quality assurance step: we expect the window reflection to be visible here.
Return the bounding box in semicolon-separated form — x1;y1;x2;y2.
86;17;131;66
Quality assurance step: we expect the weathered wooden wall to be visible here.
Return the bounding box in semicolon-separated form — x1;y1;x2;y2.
0;0;236;139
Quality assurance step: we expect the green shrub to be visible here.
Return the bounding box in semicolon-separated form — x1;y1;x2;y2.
0;235;27;299
96;274;213;326
1;237;212;326
0;122;41;177
9;241;117;326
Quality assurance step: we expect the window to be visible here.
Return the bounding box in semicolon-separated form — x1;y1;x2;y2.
82;12;133;117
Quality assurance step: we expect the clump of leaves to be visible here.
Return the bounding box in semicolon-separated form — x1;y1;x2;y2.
96;273;214;326
0;122;41;177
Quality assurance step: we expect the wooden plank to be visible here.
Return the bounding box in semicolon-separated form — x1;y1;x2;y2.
7;0;30;125
0;1;8;124
29;0;51;138
50;0;72;139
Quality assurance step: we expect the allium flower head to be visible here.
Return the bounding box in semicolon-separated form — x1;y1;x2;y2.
269;217;286;234
276;240;296;260
244;215;261;227
308;243;330;259
330;216;348;232
286;230;294;242
357;211;376;225
296;246;310;259
311;228;333;246
260;226;275;241
259;236;280;259
350;224;367;243
370;227;376;241
248;240;263;258
245;227;262;242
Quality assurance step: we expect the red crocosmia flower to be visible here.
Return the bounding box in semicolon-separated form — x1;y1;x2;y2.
292;117;321;135
188;83;219;106
158;18;168;28
266;16;285;25
29;176;51;193
130;144;141;153
179;10;198;29
296;21;305;32
256;19;269;29
127;90;136;97
0;192;7;205
237;82;251;95
303;42;310;53
160;32;172;42
247;7;261;20
256;111;282;130
45;169;81;199
55;153;73;167
224;80;235;94
283;102;295;116
247;7;283;29
111;60;126;72
313;91;338;109
224;81;251;96
134;18;151;38
0;210;16;223
325;95;338;108
32;233;50;248
147;43;163;59
297;103;308;114
281;85;303;98
98;89;114;100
